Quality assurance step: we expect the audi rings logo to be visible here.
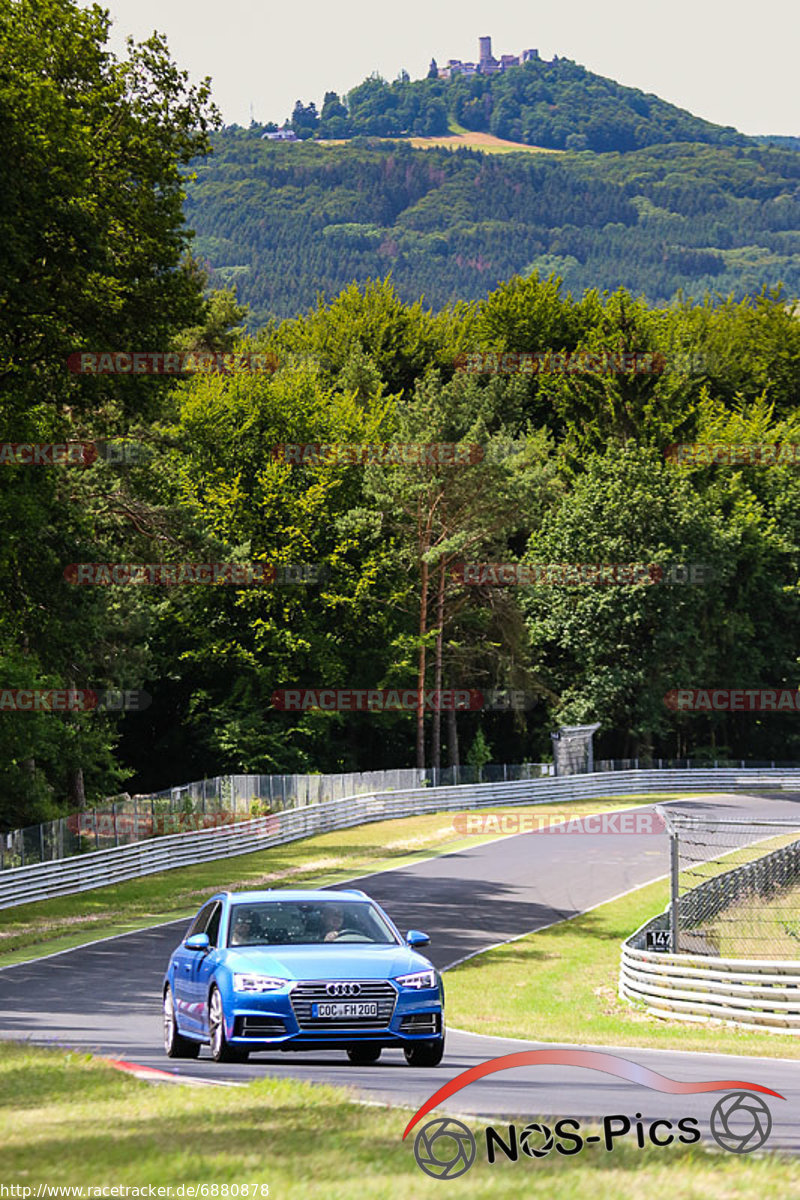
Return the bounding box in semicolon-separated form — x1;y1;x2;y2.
414;1118;476;1180
326;982;361;997
710;1092;772;1154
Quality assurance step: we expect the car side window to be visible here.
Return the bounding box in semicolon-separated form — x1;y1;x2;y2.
188;902;214;939
205;903;222;947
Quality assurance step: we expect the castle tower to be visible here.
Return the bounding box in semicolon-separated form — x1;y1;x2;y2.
479;36;492;64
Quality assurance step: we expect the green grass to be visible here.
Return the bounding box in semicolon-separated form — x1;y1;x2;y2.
447;878;800;1058
687;878;800;959
0;797;660;968
1;1042;798;1198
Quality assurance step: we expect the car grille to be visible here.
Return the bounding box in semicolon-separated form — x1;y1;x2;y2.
235;1016;287;1039
290;980;397;1029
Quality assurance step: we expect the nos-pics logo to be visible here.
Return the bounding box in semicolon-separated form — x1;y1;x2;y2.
402;1049;783;1180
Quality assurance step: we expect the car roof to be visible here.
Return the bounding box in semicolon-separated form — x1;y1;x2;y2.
225;889;371;903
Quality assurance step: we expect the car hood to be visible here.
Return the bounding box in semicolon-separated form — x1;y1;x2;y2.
222;944;434;981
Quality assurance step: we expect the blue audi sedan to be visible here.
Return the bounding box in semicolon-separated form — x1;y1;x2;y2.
162;889;445;1066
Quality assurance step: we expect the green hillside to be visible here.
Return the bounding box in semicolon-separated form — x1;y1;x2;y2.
286;56;749;152
186;134;800;322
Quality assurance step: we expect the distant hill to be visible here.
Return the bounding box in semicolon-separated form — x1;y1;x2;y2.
185;132;800;323
280;55;751;154
755;134;800;150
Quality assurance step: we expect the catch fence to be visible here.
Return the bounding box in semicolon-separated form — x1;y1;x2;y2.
0;763;553;871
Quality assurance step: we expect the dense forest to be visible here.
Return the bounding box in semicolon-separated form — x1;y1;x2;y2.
187;133;800;320
285;57;749;152
3;0;800;832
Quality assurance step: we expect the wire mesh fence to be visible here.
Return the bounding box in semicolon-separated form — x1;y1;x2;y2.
663;810;800;958
0;762;554;870
595;758;797;771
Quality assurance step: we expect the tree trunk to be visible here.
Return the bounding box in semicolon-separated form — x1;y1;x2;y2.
416;556;429;770
66;677;86;809
447;702;459;769
431;559;446;771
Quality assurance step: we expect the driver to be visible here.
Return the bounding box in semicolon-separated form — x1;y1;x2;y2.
321;904;345;942
231;911;257;945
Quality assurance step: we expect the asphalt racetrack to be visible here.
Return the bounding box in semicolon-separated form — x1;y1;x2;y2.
3;791;800;1151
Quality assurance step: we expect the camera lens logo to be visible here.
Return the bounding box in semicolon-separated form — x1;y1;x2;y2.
519;1122;555;1157
413;1117;476;1180
710;1092;772;1154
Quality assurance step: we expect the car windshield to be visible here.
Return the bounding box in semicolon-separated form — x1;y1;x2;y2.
227;900;401;946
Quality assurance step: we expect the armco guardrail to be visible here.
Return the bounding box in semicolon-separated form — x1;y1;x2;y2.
620;935;800;1033
3;767;800;911
0;763;555;870
620;802;800;1032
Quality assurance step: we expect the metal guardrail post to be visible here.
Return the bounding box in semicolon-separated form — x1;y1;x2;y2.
671;825;681;955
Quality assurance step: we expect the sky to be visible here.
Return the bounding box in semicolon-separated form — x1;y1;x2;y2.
95;0;798;137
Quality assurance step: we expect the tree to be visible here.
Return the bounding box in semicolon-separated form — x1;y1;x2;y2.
362;373;556;768
0;0;218;825
520;445;800;758
291;101;318;139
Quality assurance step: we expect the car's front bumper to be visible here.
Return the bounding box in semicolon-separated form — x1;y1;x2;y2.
222;980;444;1050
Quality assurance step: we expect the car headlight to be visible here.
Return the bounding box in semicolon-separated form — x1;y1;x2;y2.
395;969;436;989
233;973;288;993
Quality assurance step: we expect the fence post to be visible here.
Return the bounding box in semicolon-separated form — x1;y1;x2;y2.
670;827;680;953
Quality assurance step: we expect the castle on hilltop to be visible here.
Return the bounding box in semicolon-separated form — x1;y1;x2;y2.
433;36;541;80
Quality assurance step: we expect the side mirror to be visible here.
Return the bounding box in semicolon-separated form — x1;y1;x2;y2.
185;932;211;952
406;929;430;948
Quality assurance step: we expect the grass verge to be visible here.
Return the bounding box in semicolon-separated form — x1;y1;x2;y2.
0;797;666;969
447;878;800;1058
1;1042;798;1198
687;878;800;959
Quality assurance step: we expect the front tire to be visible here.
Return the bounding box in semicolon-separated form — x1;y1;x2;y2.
163;987;200;1059
208;987;248;1063
404;1035;445;1067
347;1045;382;1065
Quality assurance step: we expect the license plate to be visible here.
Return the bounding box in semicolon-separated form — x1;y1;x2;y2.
312;1002;379;1019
